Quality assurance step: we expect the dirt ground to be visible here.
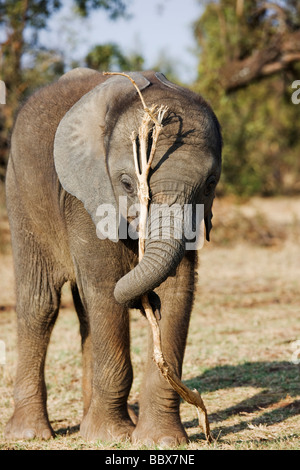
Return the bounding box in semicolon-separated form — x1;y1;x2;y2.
0;193;299;450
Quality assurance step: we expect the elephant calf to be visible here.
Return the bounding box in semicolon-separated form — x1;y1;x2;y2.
5;69;222;445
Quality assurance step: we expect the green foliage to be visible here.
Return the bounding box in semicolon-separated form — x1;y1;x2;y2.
74;0;128;19
1;0;300;196
0;1;61;30
215;77;300;196
0;0;128;23
85;43;144;72
193;0;300;196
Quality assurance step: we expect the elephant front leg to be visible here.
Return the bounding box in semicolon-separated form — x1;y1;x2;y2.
132;251;196;446
79;288;135;442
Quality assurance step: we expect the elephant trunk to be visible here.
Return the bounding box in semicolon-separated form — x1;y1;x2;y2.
114;203;185;305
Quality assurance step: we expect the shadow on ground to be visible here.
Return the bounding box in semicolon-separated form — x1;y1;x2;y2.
184;361;300;440
45;361;299;443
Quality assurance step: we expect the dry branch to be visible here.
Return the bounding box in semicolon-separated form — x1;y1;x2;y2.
105;71;212;443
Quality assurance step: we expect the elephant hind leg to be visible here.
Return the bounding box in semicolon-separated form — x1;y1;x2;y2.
5;240;64;441
71;283;92;417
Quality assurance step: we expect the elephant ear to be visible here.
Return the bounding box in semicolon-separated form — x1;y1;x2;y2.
205;210;213;242
155;72;186;92
54;72;150;234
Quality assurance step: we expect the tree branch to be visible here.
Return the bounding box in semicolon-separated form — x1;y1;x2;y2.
220;31;300;92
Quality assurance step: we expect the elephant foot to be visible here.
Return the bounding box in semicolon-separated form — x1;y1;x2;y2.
80;409;135;442
5;409;54;440
132;419;188;447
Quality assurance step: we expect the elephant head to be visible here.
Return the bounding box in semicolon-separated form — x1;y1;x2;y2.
54;71;222;305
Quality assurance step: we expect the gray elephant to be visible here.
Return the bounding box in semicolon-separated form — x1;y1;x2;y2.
5;69;222;445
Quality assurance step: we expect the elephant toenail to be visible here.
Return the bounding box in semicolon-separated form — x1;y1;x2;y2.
42;429;53;439
158;436;178;447
23;429;35;439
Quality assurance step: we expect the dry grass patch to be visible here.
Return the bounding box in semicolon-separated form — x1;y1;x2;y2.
0;193;299;450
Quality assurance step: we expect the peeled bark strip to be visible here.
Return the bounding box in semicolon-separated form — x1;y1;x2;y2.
105;71;212;443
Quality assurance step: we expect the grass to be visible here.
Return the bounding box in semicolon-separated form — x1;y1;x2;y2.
0;194;300;450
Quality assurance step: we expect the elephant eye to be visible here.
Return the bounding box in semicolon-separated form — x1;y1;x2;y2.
205;175;216;196
121;175;134;194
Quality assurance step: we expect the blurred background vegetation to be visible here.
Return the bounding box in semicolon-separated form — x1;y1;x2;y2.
0;0;300;197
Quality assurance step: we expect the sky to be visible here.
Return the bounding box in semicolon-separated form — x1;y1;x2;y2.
39;0;203;84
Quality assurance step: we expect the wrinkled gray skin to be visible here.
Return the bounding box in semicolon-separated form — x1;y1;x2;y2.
5;69;222;445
